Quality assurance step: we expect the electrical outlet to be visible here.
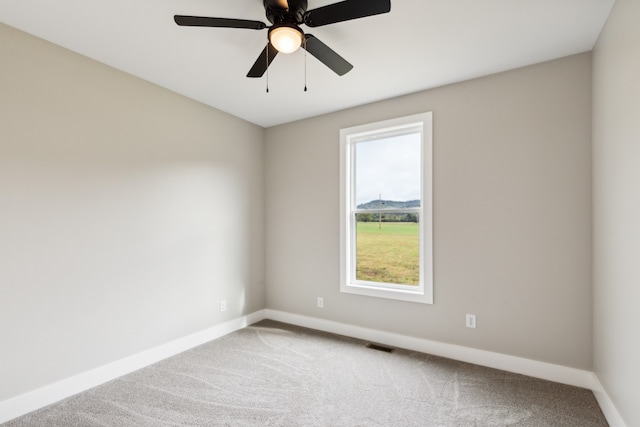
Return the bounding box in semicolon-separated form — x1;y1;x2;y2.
220;300;227;312
465;314;476;328
317;297;324;308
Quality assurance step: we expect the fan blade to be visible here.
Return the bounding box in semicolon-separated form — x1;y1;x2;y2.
174;15;267;30
303;34;353;76
304;0;390;27
247;43;279;77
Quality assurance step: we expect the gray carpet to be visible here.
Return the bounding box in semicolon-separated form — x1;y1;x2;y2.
4;320;608;426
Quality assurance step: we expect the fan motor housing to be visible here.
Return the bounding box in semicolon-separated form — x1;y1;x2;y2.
264;0;308;25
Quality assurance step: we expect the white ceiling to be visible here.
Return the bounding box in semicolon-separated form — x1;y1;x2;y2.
0;0;614;127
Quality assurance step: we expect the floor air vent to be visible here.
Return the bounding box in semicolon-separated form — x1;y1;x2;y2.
366;343;395;353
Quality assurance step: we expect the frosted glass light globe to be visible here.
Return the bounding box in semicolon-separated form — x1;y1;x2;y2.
270;26;303;54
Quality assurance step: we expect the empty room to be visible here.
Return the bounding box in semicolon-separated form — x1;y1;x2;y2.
0;0;638;426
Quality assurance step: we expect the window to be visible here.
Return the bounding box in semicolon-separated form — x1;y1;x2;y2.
340;112;433;304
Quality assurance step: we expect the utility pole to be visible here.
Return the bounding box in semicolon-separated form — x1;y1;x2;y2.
378;193;382;229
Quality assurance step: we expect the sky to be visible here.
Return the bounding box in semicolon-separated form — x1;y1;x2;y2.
354;132;421;206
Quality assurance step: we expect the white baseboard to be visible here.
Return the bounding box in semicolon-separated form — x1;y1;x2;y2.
264;309;595;389
0;310;267;425
591;373;628;427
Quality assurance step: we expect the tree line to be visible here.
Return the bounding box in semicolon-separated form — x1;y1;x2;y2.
357;213;419;223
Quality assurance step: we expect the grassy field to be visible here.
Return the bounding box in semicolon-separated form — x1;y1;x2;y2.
355;222;419;285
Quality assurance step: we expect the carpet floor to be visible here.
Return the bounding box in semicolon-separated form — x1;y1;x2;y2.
4;320;608;426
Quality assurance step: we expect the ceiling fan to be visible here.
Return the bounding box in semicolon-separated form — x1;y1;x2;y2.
174;0;391;78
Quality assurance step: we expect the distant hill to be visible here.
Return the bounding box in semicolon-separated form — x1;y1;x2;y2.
357;199;420;209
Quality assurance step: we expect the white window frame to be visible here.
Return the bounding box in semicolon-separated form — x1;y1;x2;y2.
339;112;433;304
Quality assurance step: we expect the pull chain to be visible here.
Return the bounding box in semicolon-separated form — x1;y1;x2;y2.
303;36;308;92
265;39;308;93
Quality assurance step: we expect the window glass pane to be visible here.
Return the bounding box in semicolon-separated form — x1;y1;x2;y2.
355;132;421;209
355;213;420;286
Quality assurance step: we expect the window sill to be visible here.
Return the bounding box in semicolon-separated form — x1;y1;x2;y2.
340;282;433;304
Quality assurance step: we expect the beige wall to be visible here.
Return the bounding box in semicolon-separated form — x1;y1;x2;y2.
592;0;640;425
0;23;264;400
265;53;593;370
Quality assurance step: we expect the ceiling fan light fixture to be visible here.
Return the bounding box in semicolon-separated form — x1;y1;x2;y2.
269;25;303;54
